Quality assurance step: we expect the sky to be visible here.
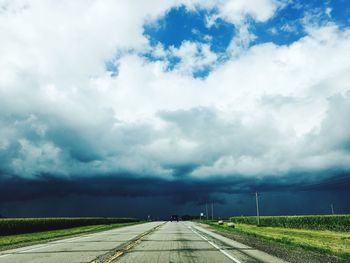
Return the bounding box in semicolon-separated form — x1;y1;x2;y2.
0;0;350;218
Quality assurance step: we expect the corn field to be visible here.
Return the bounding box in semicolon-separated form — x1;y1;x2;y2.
230;215;350;231
0;217;139;235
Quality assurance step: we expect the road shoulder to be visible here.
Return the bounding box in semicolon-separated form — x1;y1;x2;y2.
190;222;287;263
198;222;348;263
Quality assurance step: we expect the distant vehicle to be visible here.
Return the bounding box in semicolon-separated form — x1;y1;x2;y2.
170;215;179;222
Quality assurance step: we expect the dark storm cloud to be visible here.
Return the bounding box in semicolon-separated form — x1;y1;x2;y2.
1;171;349;205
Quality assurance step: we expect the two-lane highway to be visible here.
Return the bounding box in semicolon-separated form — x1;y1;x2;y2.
112;222;287;263
114;221;256;263
0;222;287;263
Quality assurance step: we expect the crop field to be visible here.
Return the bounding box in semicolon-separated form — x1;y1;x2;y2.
230;214;350;231
0;217;139;235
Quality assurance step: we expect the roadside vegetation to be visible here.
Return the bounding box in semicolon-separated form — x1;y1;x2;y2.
0;221;142;250
229;215;350;231
0;217;139;235
203;217;350;261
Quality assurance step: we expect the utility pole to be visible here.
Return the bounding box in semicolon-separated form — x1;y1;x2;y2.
255;192;260;225
331;204;334;215
211;202;214;220
206;203;208;220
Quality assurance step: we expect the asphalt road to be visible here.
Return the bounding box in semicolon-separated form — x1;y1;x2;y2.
0;222;287;263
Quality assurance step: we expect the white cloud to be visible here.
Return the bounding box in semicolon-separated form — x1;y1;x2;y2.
325;7;332;18
169;41;218;75
227;23;257;55
215;0;282;24
281;23;297;32
11;139;65;178
1;0;350;182
189;0;282;25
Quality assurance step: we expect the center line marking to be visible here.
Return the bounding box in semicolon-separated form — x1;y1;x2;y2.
187;225;243;263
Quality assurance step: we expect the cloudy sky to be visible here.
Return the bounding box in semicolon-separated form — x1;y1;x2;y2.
1;0;350;218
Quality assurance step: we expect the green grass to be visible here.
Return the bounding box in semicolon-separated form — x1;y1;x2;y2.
0;222;142;251
205;221;350;261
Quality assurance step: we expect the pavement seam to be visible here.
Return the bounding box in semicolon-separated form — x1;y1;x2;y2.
90;222;165;263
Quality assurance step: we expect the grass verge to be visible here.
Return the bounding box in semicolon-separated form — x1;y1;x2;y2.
0;222;143;251
201;221;350;261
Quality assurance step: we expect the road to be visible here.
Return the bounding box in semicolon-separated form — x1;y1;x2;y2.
0;222;287;263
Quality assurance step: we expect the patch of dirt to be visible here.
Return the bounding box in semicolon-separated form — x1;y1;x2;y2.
201;224;348;263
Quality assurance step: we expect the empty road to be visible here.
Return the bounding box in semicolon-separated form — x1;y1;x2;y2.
0;222;287;263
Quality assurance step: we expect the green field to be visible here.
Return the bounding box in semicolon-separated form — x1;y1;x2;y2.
0;222;142;250
230;215;350;231
0;217;139;235
205;216;350;261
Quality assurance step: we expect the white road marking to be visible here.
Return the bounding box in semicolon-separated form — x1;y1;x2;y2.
187;225;243;263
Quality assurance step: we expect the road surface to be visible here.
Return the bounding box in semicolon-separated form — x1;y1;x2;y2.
0;222;287;263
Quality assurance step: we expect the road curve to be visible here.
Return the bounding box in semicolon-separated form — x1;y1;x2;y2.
0;221;287;263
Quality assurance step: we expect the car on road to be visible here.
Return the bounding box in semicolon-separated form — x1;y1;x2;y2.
170;215;179;222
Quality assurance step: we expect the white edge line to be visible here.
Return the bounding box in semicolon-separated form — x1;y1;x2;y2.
187;225;243;263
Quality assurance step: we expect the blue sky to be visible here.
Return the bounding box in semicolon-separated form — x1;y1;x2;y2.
142;0;350;78
144;6;235;52
145;0;350;48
